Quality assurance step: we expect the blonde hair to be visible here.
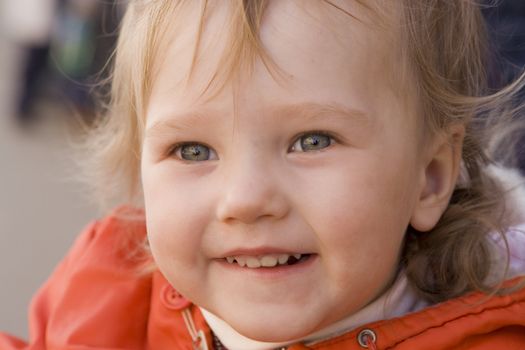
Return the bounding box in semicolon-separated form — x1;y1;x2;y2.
81;0;525;302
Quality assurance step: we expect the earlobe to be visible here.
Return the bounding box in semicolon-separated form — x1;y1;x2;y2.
410;125;465;232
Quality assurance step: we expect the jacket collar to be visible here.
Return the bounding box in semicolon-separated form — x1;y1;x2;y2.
150;273;525;349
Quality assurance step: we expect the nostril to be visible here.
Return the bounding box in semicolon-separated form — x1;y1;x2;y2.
215;176;290;224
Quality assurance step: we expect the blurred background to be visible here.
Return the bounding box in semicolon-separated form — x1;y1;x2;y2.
0;0;524;341
0;0;123;338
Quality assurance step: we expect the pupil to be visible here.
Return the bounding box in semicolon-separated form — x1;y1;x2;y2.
181;144;209;161
301;134;329;150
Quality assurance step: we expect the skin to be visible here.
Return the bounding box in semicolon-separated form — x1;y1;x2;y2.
141;0;463;342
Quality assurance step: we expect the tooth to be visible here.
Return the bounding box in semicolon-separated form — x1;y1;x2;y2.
246;257;261;268
278;254;290;265
293;254;301;260
226;257;234;264
236;256;247;267
260;255;278;267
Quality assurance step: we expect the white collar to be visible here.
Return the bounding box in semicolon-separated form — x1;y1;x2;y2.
200;270;429;350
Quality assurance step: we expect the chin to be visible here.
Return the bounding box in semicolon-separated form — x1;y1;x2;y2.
206;286;339;342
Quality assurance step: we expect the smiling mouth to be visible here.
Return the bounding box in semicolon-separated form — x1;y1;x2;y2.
224;253;312;268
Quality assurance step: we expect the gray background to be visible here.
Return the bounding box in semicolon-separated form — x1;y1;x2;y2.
0;3;98;339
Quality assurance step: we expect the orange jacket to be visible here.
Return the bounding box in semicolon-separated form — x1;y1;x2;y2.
1;209;524;350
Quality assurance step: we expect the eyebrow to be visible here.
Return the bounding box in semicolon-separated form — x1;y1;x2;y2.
270;102;369;124
145;102;370;138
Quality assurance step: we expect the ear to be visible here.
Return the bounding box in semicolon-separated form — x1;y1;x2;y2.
410;124;465;232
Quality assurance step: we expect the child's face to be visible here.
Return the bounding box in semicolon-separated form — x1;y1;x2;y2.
142;1;427;342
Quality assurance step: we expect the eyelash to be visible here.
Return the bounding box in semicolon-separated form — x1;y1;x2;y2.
167;131;338;161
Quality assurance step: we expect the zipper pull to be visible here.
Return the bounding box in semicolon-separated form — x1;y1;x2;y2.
193;329;209;350
182;308;209;350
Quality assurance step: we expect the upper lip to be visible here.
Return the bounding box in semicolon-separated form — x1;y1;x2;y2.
220;246;312;258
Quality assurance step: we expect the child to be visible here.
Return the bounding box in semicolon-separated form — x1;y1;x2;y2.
2;0;525;349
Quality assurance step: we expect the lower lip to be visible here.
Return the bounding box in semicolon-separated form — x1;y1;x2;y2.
214;254;318;279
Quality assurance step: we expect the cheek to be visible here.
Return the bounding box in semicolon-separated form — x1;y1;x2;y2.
296;153;417;232
142;166;214;285
292;155;416;286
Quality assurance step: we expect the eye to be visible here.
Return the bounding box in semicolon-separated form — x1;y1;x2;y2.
290;132;334;152
172;143;218;161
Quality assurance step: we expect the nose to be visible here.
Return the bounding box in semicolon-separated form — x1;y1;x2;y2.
215;158;289;224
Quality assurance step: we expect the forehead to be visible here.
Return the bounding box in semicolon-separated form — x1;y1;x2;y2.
146;0;404;124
